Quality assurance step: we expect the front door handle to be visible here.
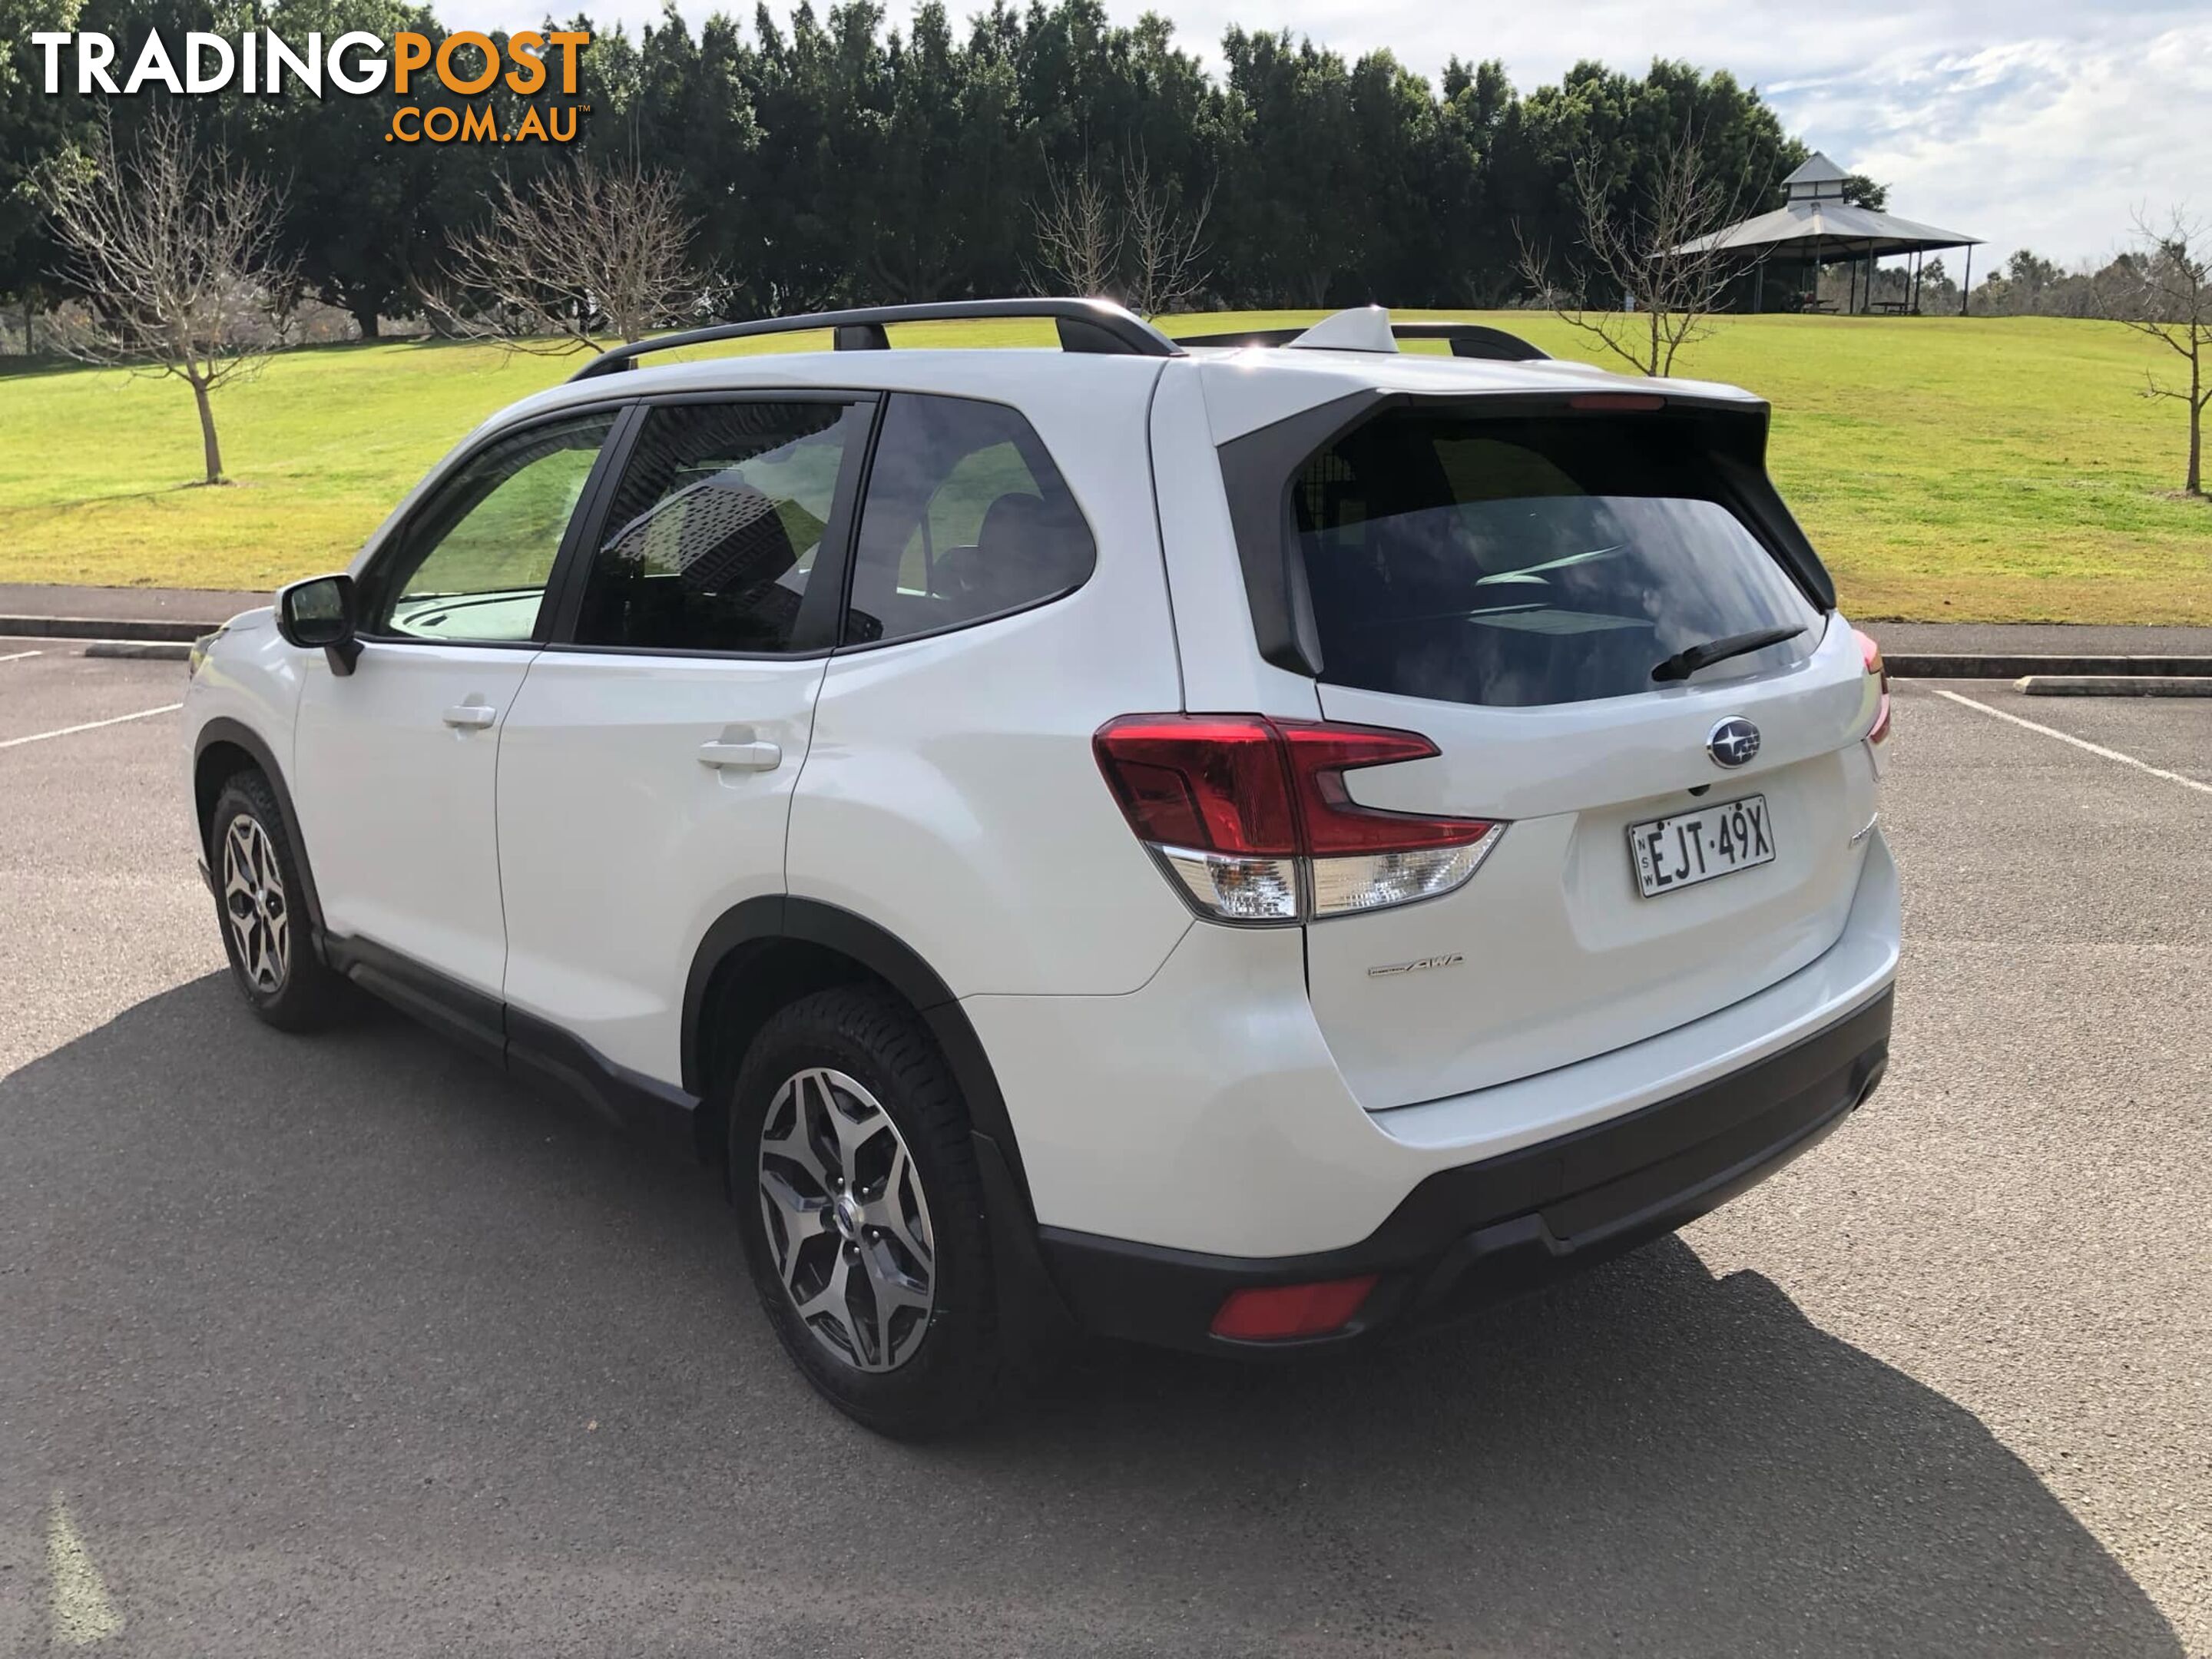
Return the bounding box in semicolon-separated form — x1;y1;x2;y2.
442;703;498;730
698;737;782;772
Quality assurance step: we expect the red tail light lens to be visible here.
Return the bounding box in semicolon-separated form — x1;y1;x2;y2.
1854;628;1891;744
1085;716;1296;855
1277;723;1492;853
1211;1275;1379;1341
1094;715;1504;923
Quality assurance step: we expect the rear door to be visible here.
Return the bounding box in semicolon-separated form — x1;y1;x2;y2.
1273;404;1880;1108
494;394;872;1082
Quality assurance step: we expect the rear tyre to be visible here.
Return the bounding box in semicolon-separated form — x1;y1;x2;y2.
208;770;346;1032
727;985;1000;1438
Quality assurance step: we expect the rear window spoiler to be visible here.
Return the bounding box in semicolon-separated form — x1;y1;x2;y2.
1214;388;1839;679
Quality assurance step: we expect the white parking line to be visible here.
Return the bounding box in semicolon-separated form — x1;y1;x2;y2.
47;1494;123;1645
0;703;182;751
1926;686;2212;798
0;648;42;664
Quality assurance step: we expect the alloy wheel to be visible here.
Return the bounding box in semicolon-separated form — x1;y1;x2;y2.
221;814;290;994
757;1067;935;1372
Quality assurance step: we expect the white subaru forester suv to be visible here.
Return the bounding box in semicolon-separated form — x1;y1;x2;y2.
183;300;1898;1436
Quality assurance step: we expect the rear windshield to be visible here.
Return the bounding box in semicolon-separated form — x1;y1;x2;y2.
1290;411;1821;708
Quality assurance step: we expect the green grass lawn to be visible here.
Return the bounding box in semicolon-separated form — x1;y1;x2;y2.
1;311;2206;622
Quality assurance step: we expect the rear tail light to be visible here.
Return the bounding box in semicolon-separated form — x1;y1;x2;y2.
1210;1275;1378;1341
1093;715;1504;924
1854;628;1891;744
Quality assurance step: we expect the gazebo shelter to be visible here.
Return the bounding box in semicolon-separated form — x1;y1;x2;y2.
1674;152;1984;315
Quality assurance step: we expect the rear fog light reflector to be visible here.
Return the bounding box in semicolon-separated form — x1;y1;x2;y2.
1210;1275;1379;1341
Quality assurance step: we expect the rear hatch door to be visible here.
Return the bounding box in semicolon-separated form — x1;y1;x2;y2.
1276;400;1879;1108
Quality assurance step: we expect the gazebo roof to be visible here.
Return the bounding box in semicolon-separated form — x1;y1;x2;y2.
1782;152;1849;194
1672;200;1983;259
1671;152;1981;259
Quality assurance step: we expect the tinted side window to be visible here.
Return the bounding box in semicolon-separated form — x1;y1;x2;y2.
364;411;615;643
843;394;1094;646
574;399;866;654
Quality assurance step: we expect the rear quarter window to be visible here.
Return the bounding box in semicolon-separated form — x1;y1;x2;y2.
843;394;1094;647
1292;411;1822;708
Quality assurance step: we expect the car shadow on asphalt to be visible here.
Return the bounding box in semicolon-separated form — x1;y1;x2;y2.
0;974;2183;1659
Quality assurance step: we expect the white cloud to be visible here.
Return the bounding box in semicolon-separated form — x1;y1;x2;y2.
1770;25;2212;266
450;0;2209;266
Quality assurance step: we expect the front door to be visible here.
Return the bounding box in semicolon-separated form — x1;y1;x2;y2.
291;408;620;996
496;396;873;1082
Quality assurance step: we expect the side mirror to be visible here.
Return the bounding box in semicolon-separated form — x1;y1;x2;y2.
276;573;362;675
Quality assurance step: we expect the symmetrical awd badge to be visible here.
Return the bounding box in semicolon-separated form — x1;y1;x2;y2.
1366;952;1465;979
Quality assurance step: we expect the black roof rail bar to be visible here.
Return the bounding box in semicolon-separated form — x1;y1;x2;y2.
1173;322;1550;363
568;297;1184;382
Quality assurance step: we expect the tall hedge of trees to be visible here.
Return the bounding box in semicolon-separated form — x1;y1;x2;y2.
2;0;1815;335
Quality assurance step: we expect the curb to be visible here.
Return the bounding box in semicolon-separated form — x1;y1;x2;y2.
2017;675;2212;697
83;640;192;661
0;614;212;643
1888;654;2212;679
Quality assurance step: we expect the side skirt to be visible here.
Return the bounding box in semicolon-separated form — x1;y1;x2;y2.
506;1006;700;1151
320;928;1081;1341
322;933;701;1151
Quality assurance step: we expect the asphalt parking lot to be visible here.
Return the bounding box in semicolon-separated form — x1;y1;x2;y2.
2;641;2207;1657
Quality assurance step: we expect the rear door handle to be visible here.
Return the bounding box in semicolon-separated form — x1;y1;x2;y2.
698;737;782;772
442;703;498;730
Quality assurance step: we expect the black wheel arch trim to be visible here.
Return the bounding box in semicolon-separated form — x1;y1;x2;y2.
685;897;1071;1336
193;717;330;952
683;896;1034;1214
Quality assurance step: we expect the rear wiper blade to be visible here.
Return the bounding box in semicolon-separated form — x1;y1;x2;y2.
1651;624;1806;684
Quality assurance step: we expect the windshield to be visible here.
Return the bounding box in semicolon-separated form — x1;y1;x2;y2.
1291;411;1823;708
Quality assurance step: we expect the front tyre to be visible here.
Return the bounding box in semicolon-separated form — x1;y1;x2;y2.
208;770;346;1031
729;986;1000;1438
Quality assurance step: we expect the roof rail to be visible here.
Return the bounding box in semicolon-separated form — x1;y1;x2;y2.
568;297;1184;382
1174;320;1549;363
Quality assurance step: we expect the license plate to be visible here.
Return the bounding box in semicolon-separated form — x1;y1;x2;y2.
1628;795;1774;897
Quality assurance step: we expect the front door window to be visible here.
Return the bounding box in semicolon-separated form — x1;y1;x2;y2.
363;412;617;644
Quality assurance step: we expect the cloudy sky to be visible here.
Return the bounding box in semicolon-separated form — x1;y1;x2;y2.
555;0;2210;269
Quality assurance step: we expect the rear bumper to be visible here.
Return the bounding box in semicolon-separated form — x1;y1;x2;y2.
1036;984;1891;1354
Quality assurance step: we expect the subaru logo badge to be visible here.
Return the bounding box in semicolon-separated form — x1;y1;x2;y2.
1707;717;1761;768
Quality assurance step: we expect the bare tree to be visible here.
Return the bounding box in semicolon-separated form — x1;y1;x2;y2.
430;155;707;352
1121;149;1212;318
2100;208;2210;495
1027;158;1121;298
42;108;294;485
1515;127;1750;377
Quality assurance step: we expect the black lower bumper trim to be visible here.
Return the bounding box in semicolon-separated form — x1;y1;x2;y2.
1036;986;1892;1354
